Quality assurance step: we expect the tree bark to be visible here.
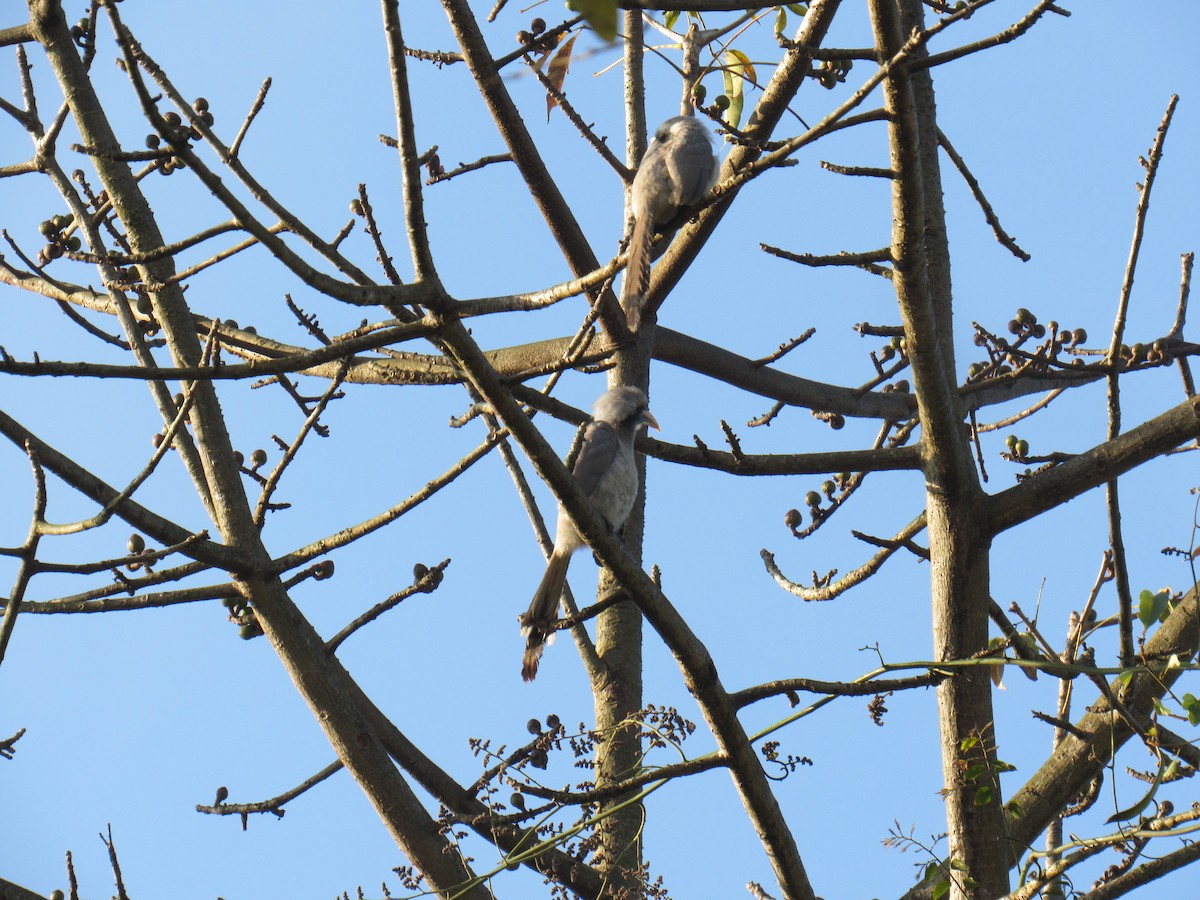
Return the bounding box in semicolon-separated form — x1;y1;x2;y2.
868;0;1008;896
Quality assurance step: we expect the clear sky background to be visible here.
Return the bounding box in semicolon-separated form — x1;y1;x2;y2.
2;2;1199;898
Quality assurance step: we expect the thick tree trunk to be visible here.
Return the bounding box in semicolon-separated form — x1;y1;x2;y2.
29;3;489;894
867;1;1008;896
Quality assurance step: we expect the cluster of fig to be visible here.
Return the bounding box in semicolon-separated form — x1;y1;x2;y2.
526;713;562;735
221;594;263;640
687;83;736;116
813;409;846;430
35;215;82;266
144;98;214;176
1004;433;1030;460
114;277;159;335
148;395;194;449
812;57;852;89
1117;338;1173;366
423;151;445;180
233;448;269;472
124;533;156;573
411;562;443;592
1006;307;1087;350
967;308;1089;381
515;16;548;47
785;473;852;530
69;15;91;47
216;319;256;335
520;712;562;771
877;334;907;364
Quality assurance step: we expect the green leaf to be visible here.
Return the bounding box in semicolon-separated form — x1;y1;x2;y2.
774;7;787;38
963;763;987;782
566;0;618;42
1138;589;1157;628
959;735;980;751
1005;800;1023;819
664;10;680;31
787;2;809;13
720;59;744;130
932;878;950;900
1182;693;1200;726
974;785;994;806
1114;669;1135;690
1138;588;1171;629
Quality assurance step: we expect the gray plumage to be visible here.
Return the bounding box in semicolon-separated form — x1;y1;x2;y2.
622;116;720;331
520;386;659;681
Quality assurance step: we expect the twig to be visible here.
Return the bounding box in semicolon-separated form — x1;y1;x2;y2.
99;824;130;900
195;759;344;821
974;388;1064;432
525;54;625;176
936;126;1029;261
1031;710;1090;741
166;221;288;285
39;345;211;537
254;357;351;526
1168;251;1193;339
402;46;462;66
917;0;1068;70
381;0;438;287
1172;253;1195;399
355;181;403;283
762;512;927;601
752;330;815;366
0;442;48;667
985;596;1041;678
325;560;450;654
426;152;513;185
852;528;929;559
268;433;505;574
732;671;940;708
0;727;26;759
229;76;271;159
32;530;210;576
747;400;785;428
747;881;778;900
819;160;893;178
14;581;234;614
1106;95;1178;667
720;420;745;461
762;243;893;279
54;298;129;348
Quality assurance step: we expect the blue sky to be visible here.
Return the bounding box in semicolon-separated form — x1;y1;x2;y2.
2;2;1199;898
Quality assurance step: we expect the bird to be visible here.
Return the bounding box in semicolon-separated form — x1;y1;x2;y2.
520;386;659;681
622;115;720;331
